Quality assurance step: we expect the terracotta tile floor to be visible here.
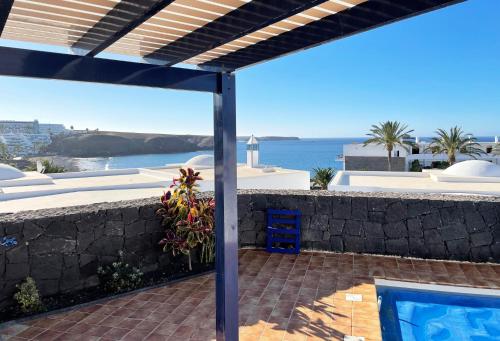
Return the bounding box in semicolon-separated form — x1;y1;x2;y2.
2;249;500;341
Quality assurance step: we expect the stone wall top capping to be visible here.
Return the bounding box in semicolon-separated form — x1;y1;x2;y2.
1;190;499;223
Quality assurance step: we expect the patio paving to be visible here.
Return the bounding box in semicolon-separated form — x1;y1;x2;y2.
1;249;500;341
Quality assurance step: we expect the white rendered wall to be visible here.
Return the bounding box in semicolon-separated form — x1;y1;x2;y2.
197;171;310;191
343;144;410;157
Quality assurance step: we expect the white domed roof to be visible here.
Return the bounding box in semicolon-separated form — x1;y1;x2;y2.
184;155;214;168
442;160;500;177
0;163;25;180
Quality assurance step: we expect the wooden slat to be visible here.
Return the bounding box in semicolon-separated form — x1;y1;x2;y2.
7;19;98;37
2;31;75;46
14;1;111;23
10;8;105;29
16;0;113;16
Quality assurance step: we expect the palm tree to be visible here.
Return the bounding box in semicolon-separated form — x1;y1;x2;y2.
312;167;336;190
425;126;484;165
363;121;414;171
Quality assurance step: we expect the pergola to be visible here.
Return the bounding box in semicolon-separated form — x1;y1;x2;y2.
0;0;463;339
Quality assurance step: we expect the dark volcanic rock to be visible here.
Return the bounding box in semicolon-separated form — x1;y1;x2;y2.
46;132;214;157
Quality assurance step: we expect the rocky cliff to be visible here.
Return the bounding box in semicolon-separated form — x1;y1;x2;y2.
46;131;299;157
46;132;214;157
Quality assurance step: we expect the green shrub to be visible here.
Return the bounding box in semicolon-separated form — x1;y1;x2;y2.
431;161;450;169
26;160;66;173
14;277;44;314
409;160;422;172
97;251;143;294
40;160;65;173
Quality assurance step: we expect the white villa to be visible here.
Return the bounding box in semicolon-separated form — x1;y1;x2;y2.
342;137;500;171
0;136;309;213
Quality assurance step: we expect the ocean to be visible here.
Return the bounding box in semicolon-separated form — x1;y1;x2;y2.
73;136;497;172
74;138;365;173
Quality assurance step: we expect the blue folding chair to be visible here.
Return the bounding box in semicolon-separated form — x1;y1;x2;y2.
266;209;301;254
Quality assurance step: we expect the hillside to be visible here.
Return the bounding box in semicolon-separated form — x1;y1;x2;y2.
46;131;298;157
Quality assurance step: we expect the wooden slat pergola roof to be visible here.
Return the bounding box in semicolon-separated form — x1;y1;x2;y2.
1;0;462;71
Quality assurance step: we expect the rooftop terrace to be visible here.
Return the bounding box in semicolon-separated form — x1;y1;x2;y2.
0;1;483;339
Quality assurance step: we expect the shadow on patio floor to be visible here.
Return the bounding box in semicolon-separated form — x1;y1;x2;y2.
1;249;499;340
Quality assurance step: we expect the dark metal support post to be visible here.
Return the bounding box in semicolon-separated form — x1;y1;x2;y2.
213;73;238;341
0;0;14;36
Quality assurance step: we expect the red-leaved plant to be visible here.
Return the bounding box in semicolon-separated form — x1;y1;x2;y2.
157;168;215;271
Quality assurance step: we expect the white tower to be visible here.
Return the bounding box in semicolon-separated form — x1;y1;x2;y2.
495;136;499;143
246;135;259;168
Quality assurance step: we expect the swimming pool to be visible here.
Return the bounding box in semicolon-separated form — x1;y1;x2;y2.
377;281;500;341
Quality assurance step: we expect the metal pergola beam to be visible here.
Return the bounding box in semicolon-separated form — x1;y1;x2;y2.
72;0;175;57
0;46;219;93
213;73;238;341
0;0;13;36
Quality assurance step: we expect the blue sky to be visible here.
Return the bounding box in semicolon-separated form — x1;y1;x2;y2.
0;0;498;138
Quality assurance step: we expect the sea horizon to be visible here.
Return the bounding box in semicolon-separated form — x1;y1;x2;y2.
74;137;362;173
73;136;499;173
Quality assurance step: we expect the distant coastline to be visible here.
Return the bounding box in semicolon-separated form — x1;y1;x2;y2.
236;136;300;142
44;131;299;158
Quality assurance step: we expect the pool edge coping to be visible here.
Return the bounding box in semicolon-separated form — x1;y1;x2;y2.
375;278;500;298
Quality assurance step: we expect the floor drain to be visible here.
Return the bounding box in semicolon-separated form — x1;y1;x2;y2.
345;294;363;302
344;336;365;341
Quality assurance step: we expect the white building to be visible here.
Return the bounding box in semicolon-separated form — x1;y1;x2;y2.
342;137;500;171
0;120;66;135
0;133;52;156
0;120;66;156
0;120;36;134
38;123;67;135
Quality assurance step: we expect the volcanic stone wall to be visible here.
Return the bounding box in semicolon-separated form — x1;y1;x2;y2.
1;190;499;309
0;199;166;309
237;191;500;263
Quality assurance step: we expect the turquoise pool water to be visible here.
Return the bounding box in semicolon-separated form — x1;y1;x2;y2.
378;286;500;341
